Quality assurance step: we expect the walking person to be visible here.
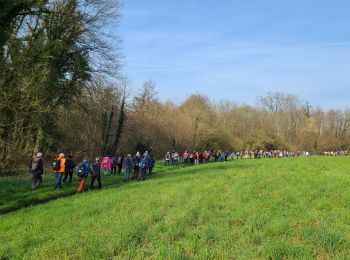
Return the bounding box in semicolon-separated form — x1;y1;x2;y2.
183;151;189;164
147;155;155;176
77;158;91;193
174;151;179;166
212;150;217;162
221;151;226;161
171;150;176;166
165;151;170;165
53;153;66;190
101;155;111;176
90;158;101;190
117;154;124;174
133;152;141;180
63;155;75;184
124;154;133;182
206;151;210;162
110;155;117;175
138;155;147;181
29;152;44;191
217;150;222;161
202;150;207;163
199;152;204;164
195;151;199;165
189;152;194;164
215;151;219;161
225;151;229;161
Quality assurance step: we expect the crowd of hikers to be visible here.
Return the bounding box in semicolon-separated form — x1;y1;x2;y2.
28;148;349;192
164;149;314;165
29;152;155;192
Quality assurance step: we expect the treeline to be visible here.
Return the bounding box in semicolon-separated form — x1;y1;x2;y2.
57;82;350;162
119;88;350;158
0;0;122;170
1;1;349;172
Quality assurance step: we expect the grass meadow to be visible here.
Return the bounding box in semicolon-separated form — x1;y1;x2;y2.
0;163;186;214
1;157;350;259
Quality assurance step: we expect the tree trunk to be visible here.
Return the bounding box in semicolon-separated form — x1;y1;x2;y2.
33;126;44;155
107;92;126;156
101;107;114;155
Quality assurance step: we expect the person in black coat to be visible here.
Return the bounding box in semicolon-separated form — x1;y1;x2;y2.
132;152;141;180
147;155;155;176
117;154;124;174
90;158;101;190
63;155;75;183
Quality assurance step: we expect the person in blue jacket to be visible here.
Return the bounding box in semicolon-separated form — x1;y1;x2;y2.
77;158;91;193
138;155;147;181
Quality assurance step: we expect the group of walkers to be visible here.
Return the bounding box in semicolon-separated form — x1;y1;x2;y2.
165;150;231;165
230;150;309;159
163;149;315;165
29;151;155;192
162;149;301;165
323;151;348;156
163;148;348;166
28;147;348;191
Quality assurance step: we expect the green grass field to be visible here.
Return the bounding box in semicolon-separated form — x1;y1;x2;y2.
1;157;350;259
0;162;186;214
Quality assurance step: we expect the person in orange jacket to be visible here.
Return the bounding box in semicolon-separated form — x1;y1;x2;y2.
53;153;66;189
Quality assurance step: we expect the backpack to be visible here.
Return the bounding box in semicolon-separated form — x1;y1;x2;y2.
65;159;74;169
91;163;100;176
77;166;83;176
31;159;39;173
52;159;61;171
77;162;87;177
139;159;146;168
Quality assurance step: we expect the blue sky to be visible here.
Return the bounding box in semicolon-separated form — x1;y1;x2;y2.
116;0;350;108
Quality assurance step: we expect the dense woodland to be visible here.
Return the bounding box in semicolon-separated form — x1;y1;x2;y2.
1;0;349;171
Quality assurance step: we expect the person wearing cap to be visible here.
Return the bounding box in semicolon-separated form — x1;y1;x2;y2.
29;152;44;191
53;153;66;189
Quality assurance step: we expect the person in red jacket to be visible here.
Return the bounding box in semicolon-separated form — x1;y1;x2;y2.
195;151;200;165
202;150;207;163
183;151;189;164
